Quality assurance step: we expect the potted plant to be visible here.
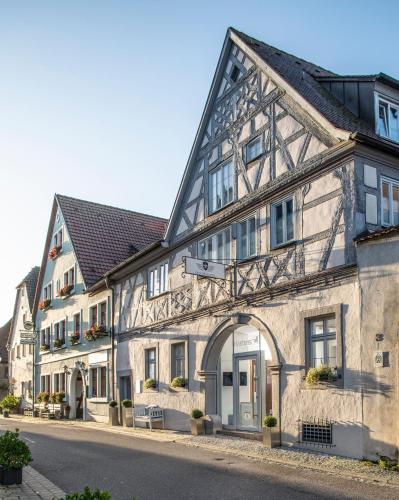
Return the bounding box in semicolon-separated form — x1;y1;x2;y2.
65;405;71;419
48;245;62;260
262;416;279;448
170;377;187;390
40;344;50;352
144;378;156;390
38;299;51;311
108;400;119;426
0;429;32;485
85;328;95;341
53;339;64;349
37;391;50;404
190;409;204;435
57;284;73;298
2;409;9;418
121;399;133;427
70;333;80;345
1;395;20;415
305;365;335;386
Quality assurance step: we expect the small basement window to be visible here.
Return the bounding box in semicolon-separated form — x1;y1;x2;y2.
300;418;333;447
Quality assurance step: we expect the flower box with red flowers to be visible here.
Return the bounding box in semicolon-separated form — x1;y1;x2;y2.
84;324;107;341
38;299;51;311
70;333;80;345
48;245;62;260
57;284;73;298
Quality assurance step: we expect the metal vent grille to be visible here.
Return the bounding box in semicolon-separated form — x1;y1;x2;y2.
298;418;334;447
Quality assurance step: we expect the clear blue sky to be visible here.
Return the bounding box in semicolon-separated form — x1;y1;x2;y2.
0;0;398;324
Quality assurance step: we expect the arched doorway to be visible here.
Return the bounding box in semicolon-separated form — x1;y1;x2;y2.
200;314;281;433
68;363;88;420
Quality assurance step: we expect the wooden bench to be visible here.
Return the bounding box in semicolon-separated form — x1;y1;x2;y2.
34;403;54;419
23;406;34;417
133;405;164;431
47;403;63;419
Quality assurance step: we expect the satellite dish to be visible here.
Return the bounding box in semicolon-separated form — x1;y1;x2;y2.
24;320;34;331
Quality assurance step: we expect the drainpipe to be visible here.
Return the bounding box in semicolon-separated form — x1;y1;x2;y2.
105;277;116;401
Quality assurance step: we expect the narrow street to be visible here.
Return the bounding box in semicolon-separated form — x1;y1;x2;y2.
0;419;397;500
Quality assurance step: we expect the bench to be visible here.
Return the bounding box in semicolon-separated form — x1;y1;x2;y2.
33;403;54;419
133;405;164;431
47;403;63;419
23;406;34;417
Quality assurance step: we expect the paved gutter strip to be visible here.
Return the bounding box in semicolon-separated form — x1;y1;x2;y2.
6;416;399;490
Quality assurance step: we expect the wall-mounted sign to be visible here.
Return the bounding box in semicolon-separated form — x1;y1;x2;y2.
20;339;36;345
20;330;36;339
23;321;34;331
184;257;225;280
374;351;384;367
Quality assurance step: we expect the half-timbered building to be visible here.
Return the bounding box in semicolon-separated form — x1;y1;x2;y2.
100;28;399;460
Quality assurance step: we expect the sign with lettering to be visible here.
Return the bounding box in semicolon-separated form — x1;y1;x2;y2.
20;331;37;339
184;257;225;280
20;339;36;345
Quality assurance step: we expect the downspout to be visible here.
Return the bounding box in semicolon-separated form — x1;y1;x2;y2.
105;277;116;401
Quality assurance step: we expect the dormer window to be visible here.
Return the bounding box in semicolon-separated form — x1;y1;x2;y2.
377;97;399;142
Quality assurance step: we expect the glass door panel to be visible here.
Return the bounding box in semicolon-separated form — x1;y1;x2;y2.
235;355;259;431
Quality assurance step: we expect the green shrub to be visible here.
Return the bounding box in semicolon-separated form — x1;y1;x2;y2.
170;377;187;388
305;365;334;385
263;416;277;428
144;378;156;390
109;400;117;408
0;429;32;471
191;409;203;419
64;486;111;500
50;392;65;404
121;399;132;408
1;394;20;410
54;339;64;349
36;391;50;403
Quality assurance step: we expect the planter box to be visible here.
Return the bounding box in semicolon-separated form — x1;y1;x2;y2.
109;406;119;426
190;418;204;436
122;407;133;427
263;427;280;448
0;467;22;485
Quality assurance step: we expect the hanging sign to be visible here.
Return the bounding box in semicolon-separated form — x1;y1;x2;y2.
184;257;225;280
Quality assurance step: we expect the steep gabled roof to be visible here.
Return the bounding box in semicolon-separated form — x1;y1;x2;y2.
231;29;380;139
16;266;40;311
56;195;168;288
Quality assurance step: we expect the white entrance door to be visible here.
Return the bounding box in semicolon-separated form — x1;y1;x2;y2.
234;353;260;431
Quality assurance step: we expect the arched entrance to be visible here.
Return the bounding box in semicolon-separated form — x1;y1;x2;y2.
200;314;281;434
68;362;88;420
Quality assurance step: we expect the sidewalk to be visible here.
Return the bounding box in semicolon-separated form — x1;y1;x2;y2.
9;415;399;490
0;465;65;500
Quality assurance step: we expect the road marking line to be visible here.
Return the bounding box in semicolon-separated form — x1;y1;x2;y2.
23;436;35;444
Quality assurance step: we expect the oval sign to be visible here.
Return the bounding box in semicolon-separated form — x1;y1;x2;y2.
23;320;34;331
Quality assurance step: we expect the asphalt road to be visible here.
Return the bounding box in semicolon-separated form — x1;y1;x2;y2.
0;419;397;500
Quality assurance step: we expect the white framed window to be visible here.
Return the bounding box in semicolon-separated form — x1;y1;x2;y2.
40;326;51;347
147;262;169;298
89;366;107;399
54;228;63;248
53;373;66;393
209;161;234;214
271;197;295;247
40;374;51;393
381;176;399;226
171;342;186;379
376;96;399;142
89;301;107;329
198;228;231;263
43;282;52;300
145;348;157;381
73;312;81;335
237;216;257;260
309;316;337;369
245;136;263;163
63;267;75;288
54;319;66;346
